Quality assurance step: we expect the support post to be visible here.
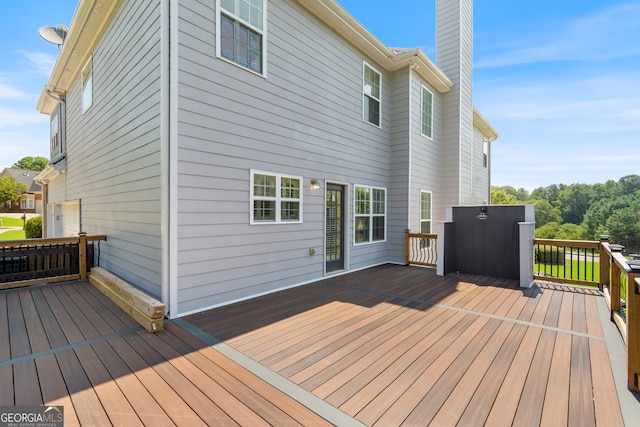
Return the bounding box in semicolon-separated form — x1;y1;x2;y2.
79;232;87;280
627;271;640;391
519;222;535;288
405;230;410;266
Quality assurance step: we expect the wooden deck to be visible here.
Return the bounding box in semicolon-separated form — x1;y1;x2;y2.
0;264;635;426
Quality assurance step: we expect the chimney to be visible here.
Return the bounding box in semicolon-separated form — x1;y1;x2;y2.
436;0;474;206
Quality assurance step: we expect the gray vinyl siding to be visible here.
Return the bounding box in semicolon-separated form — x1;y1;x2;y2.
388;69;410;264
471;126;490;203
407;73;448;234
47;0;163;297
175;0;393;314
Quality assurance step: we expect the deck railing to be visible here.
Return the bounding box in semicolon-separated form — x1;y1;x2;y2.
533;239;602;287
601;241;640;392
405;232;438;267
0;234;107;290
533;237;640;391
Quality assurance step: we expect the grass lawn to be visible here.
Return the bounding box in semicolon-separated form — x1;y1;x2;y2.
0;216;25;227
0;229;25;240
535;259;600;283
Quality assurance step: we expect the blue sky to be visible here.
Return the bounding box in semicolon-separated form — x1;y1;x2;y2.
2;1;639;192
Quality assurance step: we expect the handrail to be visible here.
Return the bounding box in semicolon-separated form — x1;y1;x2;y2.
601;241;640;392
0;234;107;289
405;232;438;267
533;238;601;287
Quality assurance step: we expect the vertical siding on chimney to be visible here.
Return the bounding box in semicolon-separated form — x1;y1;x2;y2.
436;0;474;206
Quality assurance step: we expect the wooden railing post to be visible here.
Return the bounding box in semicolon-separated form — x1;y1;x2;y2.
79;232;88;280
599;236;610;291
610;257;621;321
405;230;410;266
627;271;640;391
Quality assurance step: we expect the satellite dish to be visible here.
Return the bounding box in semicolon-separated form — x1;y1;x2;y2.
38;25;68;46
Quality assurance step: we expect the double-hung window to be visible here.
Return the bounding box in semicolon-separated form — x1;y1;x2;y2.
354;185;386;244
420;191;432;234
421;85;433;139
363;62;381;127
251;170;302;224
218;0;265;74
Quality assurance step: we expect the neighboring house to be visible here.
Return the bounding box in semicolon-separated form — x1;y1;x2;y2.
36;0;498;317
0;168;43;214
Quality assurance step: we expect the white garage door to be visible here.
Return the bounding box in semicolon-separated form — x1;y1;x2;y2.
48;201;80;237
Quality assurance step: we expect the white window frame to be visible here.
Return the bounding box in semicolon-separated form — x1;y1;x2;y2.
362;62;382;127
420;190;432;234
216;0;267;76
82;56;93;113
483;138;489;168
354;184;386;245
250;170;302;224
421;85;433;139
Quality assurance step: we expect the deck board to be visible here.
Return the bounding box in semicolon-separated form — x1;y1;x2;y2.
1;265;631;426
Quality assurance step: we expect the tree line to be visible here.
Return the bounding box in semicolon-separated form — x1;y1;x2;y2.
492;174;640;253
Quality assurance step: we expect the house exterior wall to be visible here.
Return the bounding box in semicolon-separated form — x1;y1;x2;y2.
471;126;491;203
37;0;496;318
174;0;397;314
44;0;164;298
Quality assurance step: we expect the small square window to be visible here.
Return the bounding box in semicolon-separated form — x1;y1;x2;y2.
251;170;302;224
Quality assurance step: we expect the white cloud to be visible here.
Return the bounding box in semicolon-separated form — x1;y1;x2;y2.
19;51;57;77
0;106;48;128
0;76;28;100
476;3;640;68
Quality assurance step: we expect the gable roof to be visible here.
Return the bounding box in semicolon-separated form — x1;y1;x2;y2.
1;168;43;193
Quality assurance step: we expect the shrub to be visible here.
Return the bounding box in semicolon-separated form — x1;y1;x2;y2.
25;216;42;238
535;247;565;265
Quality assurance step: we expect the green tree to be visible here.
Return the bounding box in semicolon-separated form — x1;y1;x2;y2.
530;184;565;207
582;193;640;240
557;183;594;225
491;188;518;204
0;177;27;206
606;207;640;253
492;186;529;202
530;199;561;228
12;156;48;172
617;174;640;196
535;222;585;240
591;180;619;201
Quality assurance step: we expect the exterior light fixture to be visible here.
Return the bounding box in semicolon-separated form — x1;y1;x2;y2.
310;179;320;190
477;206;488;221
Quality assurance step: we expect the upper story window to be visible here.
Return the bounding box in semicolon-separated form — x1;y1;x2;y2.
483;139;489;168
50;103;66;163
421;86;433;139
218;0;266;75
82;56;93;113
251;170;302;224
363;62;381;127
354;185;386;244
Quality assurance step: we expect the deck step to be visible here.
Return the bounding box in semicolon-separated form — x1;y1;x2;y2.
89;267;165;332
